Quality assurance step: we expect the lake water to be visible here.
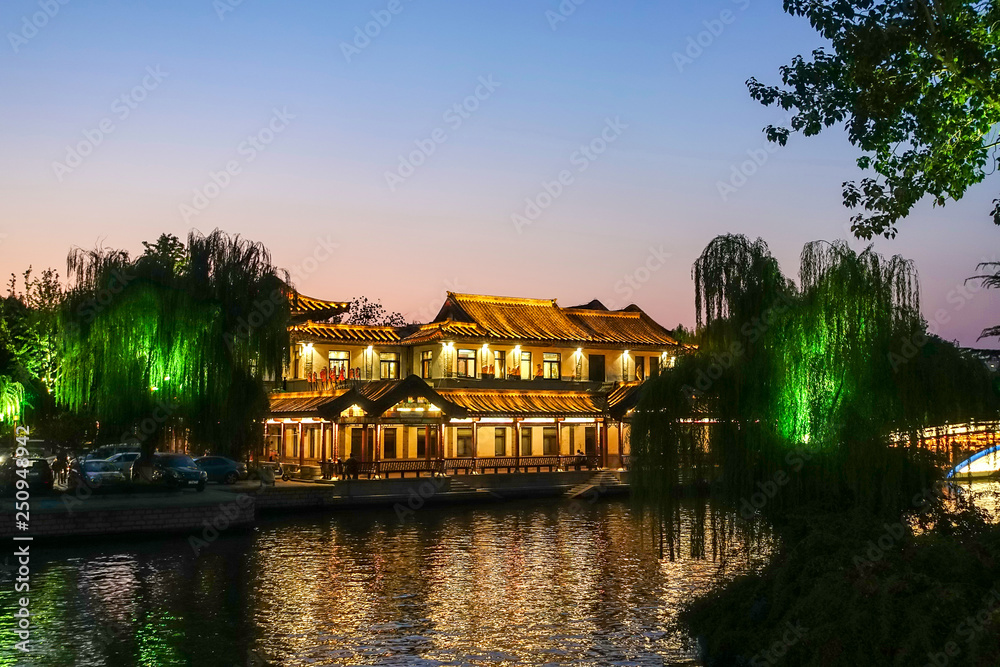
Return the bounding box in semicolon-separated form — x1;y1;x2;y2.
0;498;766;666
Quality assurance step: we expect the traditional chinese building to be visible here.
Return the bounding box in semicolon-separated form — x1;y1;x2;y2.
267;292;684;473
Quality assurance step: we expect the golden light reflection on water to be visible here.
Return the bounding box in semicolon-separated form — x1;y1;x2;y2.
0;499;771;666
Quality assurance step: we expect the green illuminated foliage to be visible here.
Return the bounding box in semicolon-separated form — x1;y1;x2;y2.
58;230;291;458
632;235;997;522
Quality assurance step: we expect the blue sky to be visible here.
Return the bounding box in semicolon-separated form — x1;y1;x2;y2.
1;0;997;344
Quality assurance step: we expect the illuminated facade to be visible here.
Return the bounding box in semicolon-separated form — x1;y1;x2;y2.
267;293;684;472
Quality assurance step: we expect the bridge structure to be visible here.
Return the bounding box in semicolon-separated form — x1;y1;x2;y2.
906;421;1000;480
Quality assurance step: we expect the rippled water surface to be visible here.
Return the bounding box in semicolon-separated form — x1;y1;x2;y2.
0;498;765;666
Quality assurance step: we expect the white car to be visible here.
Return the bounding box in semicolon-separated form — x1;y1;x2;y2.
106;452;141;472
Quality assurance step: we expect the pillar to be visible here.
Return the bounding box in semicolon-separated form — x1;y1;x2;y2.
298;422;305;467
424;425;431;462
514;418;521;470
320;422;327;462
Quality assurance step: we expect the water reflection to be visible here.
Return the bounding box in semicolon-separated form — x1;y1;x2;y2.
0;498;769;666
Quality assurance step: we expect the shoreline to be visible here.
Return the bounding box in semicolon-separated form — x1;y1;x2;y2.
1;470;630;540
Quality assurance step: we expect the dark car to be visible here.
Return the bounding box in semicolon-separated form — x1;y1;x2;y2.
68;459;127;491
194;456;247;484
130;454;207;491
0;458;54;494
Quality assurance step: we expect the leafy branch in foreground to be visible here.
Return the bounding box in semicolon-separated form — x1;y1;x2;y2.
748;0;1000;239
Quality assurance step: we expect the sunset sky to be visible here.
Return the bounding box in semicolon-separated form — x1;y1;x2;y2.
2;0;998;345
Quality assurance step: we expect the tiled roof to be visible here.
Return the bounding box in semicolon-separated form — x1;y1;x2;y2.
269;391;348;415
436;388;606;417
436;293;595;342
290;293;350;322
317;376;468;419
401;321;484;344
565;308;679;347
292;323;403;343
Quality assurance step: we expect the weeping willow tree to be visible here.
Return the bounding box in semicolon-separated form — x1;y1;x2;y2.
58;230;291;460
632;235;996;527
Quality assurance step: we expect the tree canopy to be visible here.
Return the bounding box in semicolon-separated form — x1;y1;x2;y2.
58;230;291;458
632;234;997;526
748;0;1000;239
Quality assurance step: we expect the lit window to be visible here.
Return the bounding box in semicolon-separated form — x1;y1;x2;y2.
421;351;433;379
493;350;507;377
543;353;561;380
328;351;349;380
494;427;506;456
457;349;477;378
520;351;532;380
456;427;474;457
380;352;399;379
542;427;558;454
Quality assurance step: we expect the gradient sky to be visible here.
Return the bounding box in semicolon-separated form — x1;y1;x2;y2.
2;0;998;345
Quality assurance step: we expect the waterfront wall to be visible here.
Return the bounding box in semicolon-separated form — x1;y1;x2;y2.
0;471;628;539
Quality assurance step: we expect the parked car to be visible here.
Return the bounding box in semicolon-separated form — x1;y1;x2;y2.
130;454;207;491
0;458;54;494
68;459;126;491
85;443;140;461
106;452;141;472
194;456;247;484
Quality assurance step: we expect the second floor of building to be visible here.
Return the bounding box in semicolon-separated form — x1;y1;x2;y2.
283;292;686;391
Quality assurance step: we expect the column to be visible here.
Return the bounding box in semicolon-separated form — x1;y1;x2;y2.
361;424;368;463
473;421;479;464
616;421;623;470
514;418;521;471
320;422;327;462
298;422;305;467
424;425;431;463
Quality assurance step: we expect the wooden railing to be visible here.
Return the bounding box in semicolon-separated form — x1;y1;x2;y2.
313;455;603;479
